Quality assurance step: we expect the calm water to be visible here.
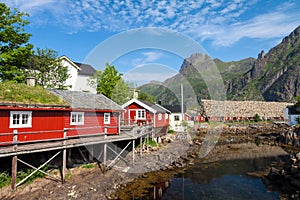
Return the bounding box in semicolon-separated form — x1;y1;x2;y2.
128;157;283;200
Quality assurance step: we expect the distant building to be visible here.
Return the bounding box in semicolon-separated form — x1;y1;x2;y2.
163;105;193;131
60;55;97;93
199;99;293;122
285;105;300;126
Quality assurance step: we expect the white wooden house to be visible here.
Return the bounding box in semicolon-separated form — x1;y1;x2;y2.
60;55;96;93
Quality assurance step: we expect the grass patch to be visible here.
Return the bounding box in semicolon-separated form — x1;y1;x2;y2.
0;82;68;105
66;171;72;180
137;138;158;148
81;163;95;169
148;138;158;147
0;165;50;189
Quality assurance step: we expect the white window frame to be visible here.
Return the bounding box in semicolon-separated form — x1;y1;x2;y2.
70;112;84;125
136;109;146;120
165;113;168;119
104;113;111;124
158;113;162;120
174;115;180;121
10;111;32;128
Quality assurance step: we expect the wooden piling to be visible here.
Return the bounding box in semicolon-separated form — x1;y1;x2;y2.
140;137;142;157
132;139;135;166
11;156;17;190
62;129;67;183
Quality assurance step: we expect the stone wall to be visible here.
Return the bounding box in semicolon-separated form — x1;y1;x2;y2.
200;99;293;119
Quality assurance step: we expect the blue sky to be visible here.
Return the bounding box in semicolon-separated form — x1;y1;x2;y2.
3;0;300;85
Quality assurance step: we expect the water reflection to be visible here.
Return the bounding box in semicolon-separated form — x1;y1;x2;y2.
162;158;281;200
121;157;284;200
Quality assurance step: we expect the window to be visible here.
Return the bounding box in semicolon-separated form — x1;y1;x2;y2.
70;112;84;125
165;113;168;119
104;113;110;124
174;115;180;121
136;110;146;120
158;113;162;120
10;111;32;128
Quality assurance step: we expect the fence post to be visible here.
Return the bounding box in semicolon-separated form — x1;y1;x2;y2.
13;130;18;150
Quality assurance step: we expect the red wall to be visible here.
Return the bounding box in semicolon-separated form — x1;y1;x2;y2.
0;107;120;145
0;109;65;144
124;103;153;125
154;113;170;128
65;111;119;137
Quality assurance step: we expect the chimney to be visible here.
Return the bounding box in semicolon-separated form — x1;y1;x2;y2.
26;77;35;86
133;89;138;99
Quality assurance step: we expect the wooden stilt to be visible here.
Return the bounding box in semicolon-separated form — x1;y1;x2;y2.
146;133;149;152
11;156;17;190
132;140;135;166
89;145;94;161
62;129;67;183
62;148;67;183
103;143;107;165
140;137;142;157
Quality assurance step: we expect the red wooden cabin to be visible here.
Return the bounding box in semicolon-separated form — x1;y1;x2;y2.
50;90;123;137
121;98;170;138
0;90;123;146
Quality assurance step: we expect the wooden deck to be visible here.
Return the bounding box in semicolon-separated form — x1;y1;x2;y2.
0;125;152;158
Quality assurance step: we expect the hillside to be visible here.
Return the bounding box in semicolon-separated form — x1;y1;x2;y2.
139;25;300;105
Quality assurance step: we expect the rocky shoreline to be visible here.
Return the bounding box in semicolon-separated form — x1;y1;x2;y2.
0;122;298;199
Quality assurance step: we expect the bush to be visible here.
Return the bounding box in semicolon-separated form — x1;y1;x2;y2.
168;129;176;134
254;114;261;122
0;171;11;188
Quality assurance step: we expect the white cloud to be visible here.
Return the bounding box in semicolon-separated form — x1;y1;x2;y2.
123;71;177;83
3;0;300;47
130;51;164;67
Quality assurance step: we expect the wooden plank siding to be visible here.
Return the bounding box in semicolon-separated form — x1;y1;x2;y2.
65;111;120;137
0;109;65;144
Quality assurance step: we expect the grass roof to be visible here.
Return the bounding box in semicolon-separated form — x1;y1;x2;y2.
0;82;69;106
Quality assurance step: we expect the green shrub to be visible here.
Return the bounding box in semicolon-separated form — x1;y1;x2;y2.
0;171;11;188
254;114;261;122
168;129;176;134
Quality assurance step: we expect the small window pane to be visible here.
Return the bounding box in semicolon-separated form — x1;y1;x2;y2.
77;114;82;123
22;114;29;124
13;114;20;125
71;114;77;123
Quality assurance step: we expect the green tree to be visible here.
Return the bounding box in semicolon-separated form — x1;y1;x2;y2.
88;70;101;89
296;96;300;106
27;48;70;89
0;3;33;82
97;63;122;98
111;79;134;105
138;91;155;103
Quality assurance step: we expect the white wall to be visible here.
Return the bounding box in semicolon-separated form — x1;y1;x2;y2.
74;75;97;93
61;59;79;91
289;114;300;126
169;113;183;131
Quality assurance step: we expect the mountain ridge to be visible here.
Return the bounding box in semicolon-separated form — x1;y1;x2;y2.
139;25;300;105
